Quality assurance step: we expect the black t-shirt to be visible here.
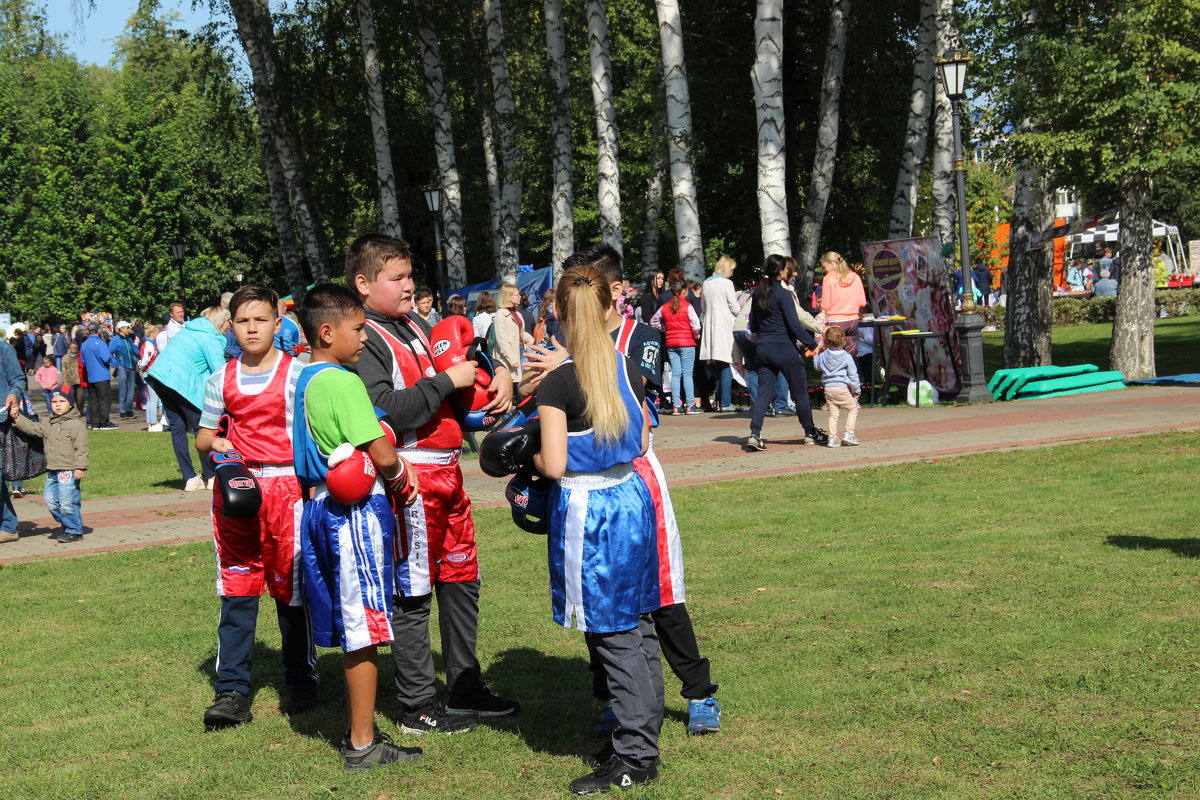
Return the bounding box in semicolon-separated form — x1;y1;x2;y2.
538;357;645;433
611;321;662;389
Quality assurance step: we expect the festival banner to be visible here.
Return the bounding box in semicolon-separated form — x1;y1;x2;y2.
861;236;963;398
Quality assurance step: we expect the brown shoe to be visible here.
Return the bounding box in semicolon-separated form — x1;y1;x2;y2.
0;531;19;543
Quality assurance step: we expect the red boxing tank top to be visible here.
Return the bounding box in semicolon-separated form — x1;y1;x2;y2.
222;353;295;463
365;318;462;450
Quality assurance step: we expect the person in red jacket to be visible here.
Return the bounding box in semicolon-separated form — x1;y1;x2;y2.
650;279;702;415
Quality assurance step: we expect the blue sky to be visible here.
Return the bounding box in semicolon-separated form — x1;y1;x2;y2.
42;0;222;65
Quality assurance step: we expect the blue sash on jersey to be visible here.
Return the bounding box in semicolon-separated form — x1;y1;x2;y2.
293;361;391;490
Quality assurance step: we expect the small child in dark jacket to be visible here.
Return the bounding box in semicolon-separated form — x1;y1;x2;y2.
11;385;88;542
813;326;861;448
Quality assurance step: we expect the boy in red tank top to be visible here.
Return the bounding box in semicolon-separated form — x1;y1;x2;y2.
195;286;317;730
346;234;521;733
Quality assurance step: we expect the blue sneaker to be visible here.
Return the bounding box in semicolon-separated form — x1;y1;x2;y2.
592;703;618;736
686;697;721;735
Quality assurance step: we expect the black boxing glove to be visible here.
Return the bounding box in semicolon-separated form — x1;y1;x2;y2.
478;419;541;478
210;449;262;519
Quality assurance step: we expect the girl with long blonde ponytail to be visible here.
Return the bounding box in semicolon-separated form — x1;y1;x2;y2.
530;254;664;793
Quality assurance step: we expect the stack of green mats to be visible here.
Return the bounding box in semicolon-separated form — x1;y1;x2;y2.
986;364;1126;401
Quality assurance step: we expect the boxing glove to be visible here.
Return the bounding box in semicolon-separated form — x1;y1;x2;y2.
377;415;398;448
505;468;551;534
478;419;541;478
210;449;262;519
325;443;377;506
431;317;499;430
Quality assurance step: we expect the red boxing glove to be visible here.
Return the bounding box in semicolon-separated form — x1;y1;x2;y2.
325;443;377;506
378;417;397;448
430;318;497;425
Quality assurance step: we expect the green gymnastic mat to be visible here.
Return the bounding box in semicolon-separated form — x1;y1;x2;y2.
988;364;1099;400
1014;370;1126;398
1013;380;1128;400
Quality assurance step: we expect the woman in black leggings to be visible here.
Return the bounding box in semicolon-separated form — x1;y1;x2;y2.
745;255;828;450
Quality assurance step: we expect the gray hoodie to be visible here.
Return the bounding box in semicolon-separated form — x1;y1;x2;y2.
813;347;860;394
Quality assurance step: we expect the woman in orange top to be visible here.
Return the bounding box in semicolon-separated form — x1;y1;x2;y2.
819;251;866;356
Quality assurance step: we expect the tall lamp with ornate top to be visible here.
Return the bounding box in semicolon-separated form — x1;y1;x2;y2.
934;49;992;403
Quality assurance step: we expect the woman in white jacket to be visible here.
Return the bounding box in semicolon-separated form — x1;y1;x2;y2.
699;257;740;412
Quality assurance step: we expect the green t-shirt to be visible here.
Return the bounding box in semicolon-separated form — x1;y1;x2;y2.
304;367;383;457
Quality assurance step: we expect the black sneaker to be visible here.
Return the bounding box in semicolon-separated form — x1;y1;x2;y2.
400;701;477;735
583;744;660;770
204;690;252;729
100;423;119;430
804;427;830;446
340;730;422;771
446;686;521;717
56;533;84;543
569;754;658;795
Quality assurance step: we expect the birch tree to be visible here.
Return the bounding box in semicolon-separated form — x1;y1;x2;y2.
229;0;330;283
259;134;307;302
655;0;704;281
544;0;574;273
588;0;622;254
888;0;936;239
416;4;466;285
794;0;850;306
752;0;789;259
929;0;955;245
355;0;400;238
481;0;521;282
476;76;503;276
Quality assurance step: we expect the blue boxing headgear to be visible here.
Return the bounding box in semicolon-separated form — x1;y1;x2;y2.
505;469;551;534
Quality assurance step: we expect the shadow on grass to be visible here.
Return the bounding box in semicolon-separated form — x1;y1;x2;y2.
1106;534;1200;559
483;646;595;755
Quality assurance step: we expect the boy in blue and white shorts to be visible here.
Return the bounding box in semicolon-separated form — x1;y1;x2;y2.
294;284;421;771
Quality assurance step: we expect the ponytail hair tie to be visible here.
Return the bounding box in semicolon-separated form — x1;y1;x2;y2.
572;276;592;286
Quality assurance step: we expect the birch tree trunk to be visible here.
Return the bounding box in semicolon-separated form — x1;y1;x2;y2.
477;76;503;277
1111;169;1156;379
481;0;522;283
231;0;330;282
655;0;704;282
355;0;401;238
1002;159;1053;369
753;0;789;259
794;0;850;309
930;0;955;246
544;0;574;273
588;0;622;255
642;146;667;280
416;6;467;285
888;0;936;239
258;130;307;302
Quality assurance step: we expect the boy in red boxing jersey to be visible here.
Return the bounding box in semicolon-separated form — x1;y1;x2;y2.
195;285;316;729
346;234;520;733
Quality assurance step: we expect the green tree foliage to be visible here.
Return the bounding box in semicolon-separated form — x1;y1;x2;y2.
0;0;274;323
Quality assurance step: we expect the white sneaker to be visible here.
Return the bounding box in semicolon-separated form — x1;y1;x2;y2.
146;423;163;432
827;436;842;447
842;432;860;446
184;476;205;492
205;477;216;491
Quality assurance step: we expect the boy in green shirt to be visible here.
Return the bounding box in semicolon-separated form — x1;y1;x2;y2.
294;284;420;770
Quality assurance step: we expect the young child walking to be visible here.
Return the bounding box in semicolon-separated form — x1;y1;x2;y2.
10;386;87;542
294;284;421;770
34;356;59;416
532;262;664;794
195;286;317;730
813;325;861;447
346;233;518;733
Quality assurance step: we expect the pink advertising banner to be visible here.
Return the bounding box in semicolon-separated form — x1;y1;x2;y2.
861;236;963;397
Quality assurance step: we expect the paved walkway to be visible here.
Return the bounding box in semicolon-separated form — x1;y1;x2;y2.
3;384;1198;565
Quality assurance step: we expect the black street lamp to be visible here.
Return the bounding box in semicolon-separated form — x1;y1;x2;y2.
170;237;187;315
421;184;446;303
934;49;992;403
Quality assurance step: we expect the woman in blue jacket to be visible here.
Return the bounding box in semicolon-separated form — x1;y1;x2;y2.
745;255;828;451
146;306;229;491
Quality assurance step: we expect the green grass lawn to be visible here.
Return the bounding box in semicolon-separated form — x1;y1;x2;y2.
3;433;1200;798
983;316;1200;377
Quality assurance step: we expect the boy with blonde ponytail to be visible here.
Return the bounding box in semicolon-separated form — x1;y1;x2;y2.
532;261;664;794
